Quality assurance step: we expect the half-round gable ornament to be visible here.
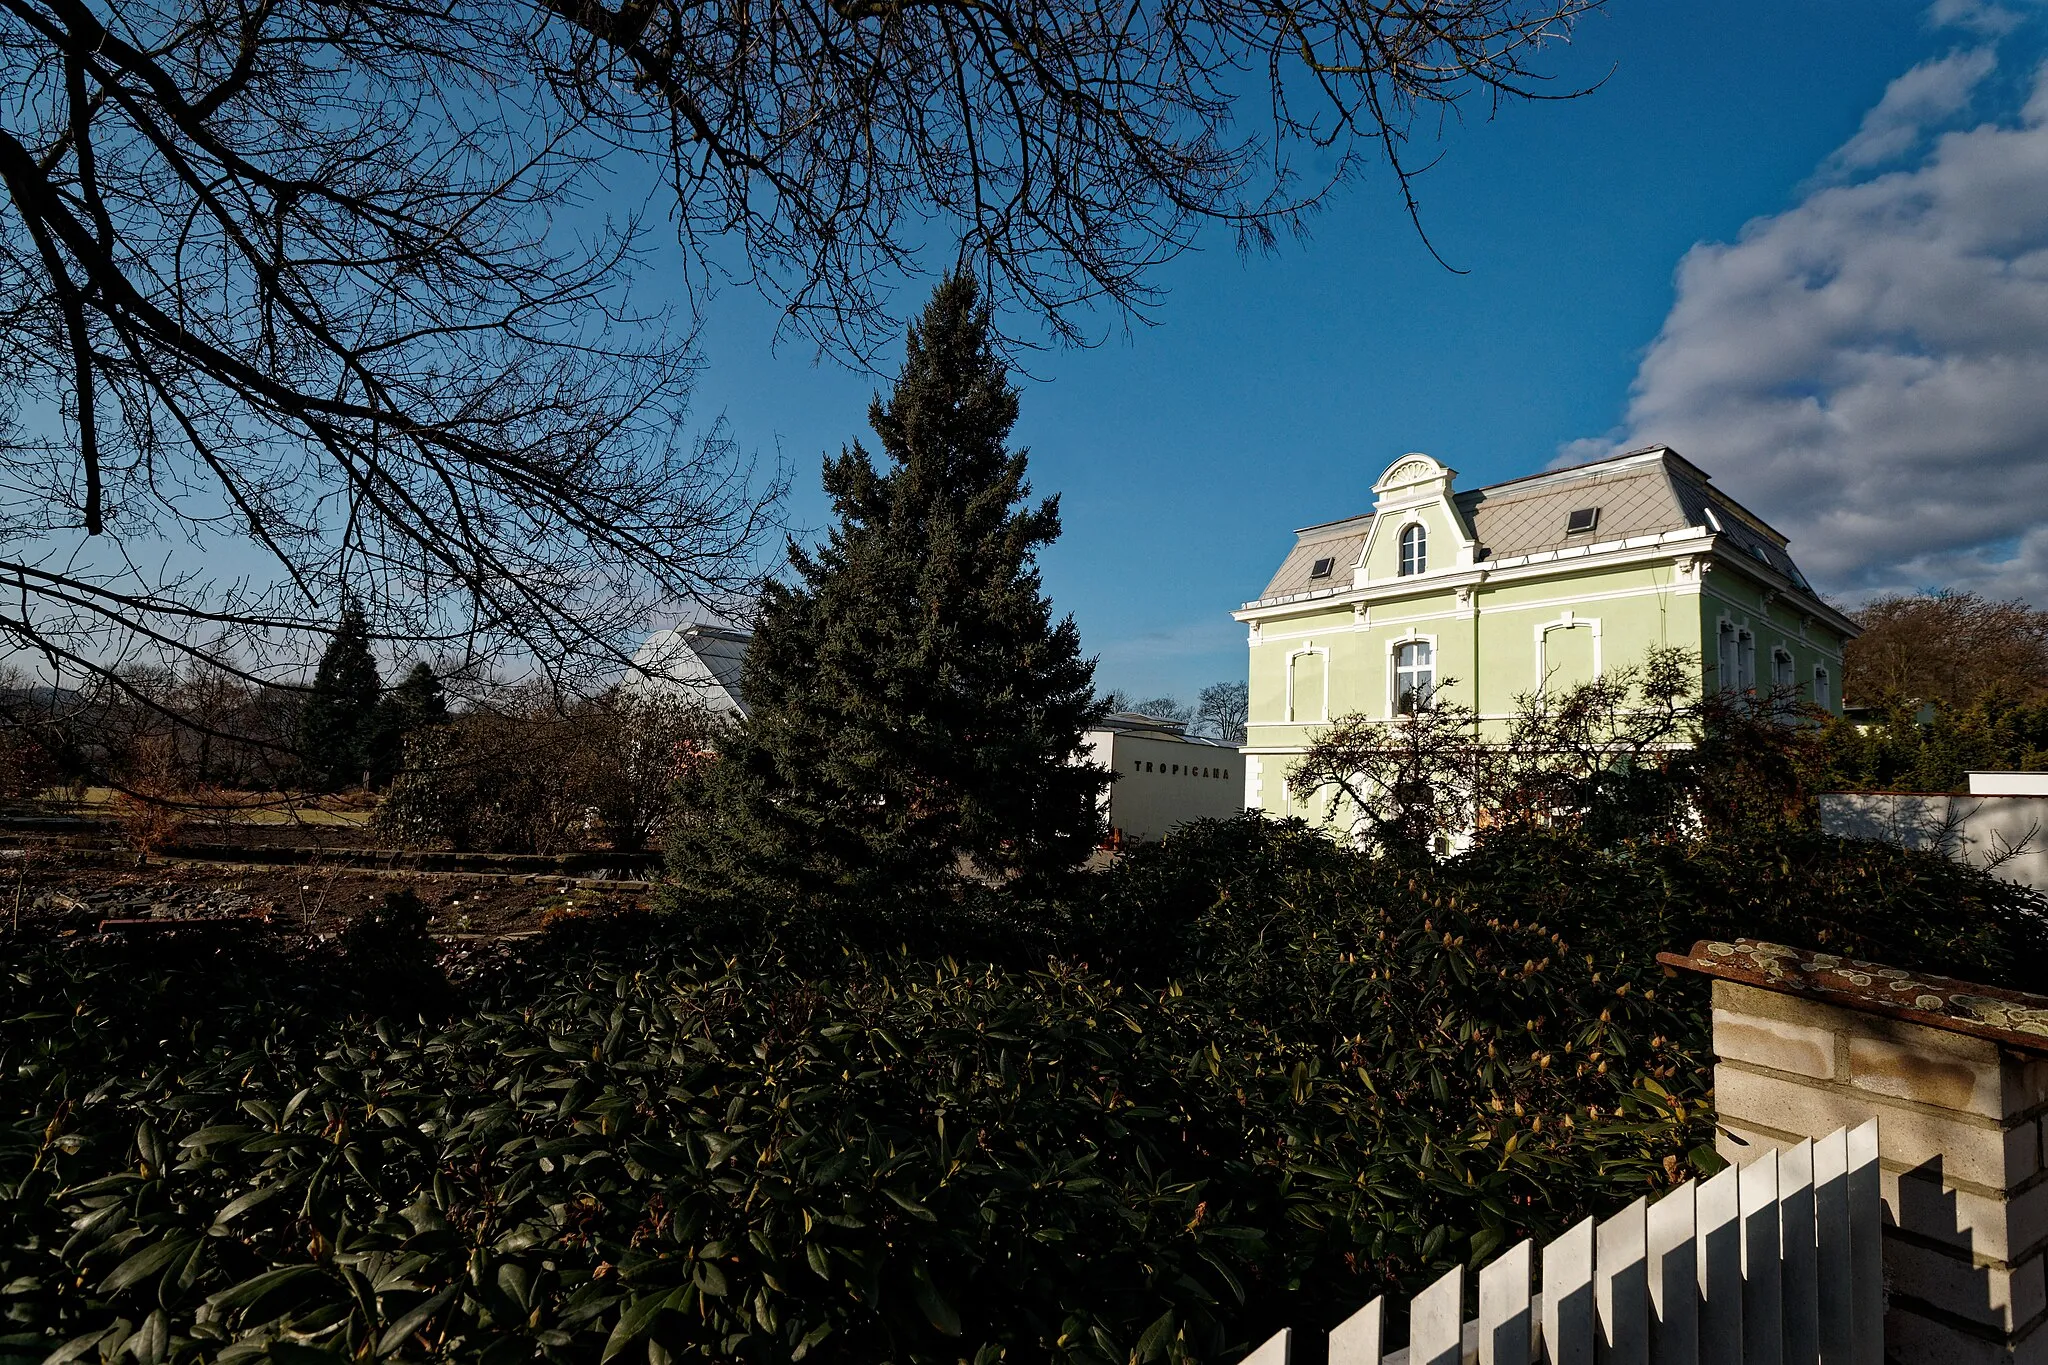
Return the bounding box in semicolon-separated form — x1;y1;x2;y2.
1372;452;1455;496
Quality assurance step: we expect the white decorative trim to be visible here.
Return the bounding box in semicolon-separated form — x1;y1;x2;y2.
1242;530;1722;621
1250;576;1702;644
1372;452;1452;494
1534;611;1602;690
1284;641;1331;723
1239;529;1856;638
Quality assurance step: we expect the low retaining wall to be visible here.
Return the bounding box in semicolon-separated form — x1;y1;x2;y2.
1818;792;2048;890
1663;940;2048;1365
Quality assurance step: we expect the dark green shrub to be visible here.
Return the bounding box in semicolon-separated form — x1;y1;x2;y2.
8;814;2040;1364
3;869;1711;1365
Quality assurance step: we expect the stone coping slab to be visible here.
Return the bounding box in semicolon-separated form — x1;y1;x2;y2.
1658;939;2048;1056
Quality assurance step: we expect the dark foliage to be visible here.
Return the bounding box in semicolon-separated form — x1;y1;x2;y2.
295;604;382;792
2;854;1711;1365
337;892;452;1017
9;803;2044;1364
669;275;1108;908
364;667;451;786
1811;693;2048;794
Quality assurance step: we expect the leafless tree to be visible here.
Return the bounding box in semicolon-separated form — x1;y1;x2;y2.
0;0;1598;745
1289;649;1745;856
1847;591;2048;708
375;684;715;852
1287;681;1489;860
1196;680;1248;742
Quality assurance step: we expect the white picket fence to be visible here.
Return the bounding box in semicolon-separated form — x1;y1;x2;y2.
1246;1121;1881;1365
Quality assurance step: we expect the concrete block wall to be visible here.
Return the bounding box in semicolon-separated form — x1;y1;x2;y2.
1663;940;2048;1365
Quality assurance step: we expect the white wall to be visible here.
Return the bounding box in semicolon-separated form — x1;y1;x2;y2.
1818;792;2048;891
1083;731;1246;842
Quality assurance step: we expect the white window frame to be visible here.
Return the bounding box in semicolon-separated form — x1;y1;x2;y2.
1813;665;1831;710
1772;647;1796;691
1717;618;1739;693
1534;612;1602;691
1738;629;1756;692
1392;637;1437;715
1397;520;1428;577
1285;642;1331;723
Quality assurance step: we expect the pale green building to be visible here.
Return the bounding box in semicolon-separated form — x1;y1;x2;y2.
1234;447;1859;820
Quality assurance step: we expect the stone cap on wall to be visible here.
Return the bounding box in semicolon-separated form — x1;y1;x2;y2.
1658;938;2048;1056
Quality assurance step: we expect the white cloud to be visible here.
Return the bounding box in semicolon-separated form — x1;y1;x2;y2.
1582;55;2048;604
1824;47;1995;172
1928;0;2025;36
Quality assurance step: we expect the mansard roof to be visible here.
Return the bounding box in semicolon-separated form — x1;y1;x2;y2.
1249;446;1819;607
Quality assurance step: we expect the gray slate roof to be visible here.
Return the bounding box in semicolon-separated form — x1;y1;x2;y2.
1252;447;1811;604
627;623;753;717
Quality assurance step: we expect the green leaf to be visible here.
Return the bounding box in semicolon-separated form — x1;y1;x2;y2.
909;1264;961;1337
1133;1309;1178;1363
601;1290;680;1363
213;1185;285;1227
376;1283;460;1356
882;1188;936;1221
791;1320;833;1360
99;1234;195;1295
44;1327;120;1365
209;1264;327;1312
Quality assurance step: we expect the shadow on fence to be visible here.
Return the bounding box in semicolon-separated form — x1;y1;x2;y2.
1245;1121;1881;1365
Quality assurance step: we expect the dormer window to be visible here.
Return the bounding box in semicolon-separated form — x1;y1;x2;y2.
1398;523;1427;576
1565;507;1600;535
1309;556;1335;579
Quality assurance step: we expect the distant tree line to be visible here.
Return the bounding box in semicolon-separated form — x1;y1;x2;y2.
1100;681;1248;742
1825;590;2048;792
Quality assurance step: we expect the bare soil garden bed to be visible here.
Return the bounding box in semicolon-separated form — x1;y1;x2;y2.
0;842;652;944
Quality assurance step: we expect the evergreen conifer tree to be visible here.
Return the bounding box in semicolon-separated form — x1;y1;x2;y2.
670;273;1107;904
297;600;382;790
387;663;450;728
368;663;450;785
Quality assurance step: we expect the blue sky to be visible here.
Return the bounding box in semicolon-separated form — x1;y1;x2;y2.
684;0;2048;703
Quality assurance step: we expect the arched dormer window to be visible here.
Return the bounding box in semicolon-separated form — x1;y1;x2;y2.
1398;522;1427;576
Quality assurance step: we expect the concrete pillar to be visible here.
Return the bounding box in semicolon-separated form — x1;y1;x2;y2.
1661;939;2048;1365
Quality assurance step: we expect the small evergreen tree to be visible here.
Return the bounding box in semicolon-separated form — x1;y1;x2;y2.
386;663;450;729
670;272;1107;905
297;600;382;790
367;663;450;785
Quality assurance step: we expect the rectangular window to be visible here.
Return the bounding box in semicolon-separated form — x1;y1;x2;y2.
1309;556;1335;579
1565;507;1600;535
1718;622;1738;692
1395;640;1436;714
